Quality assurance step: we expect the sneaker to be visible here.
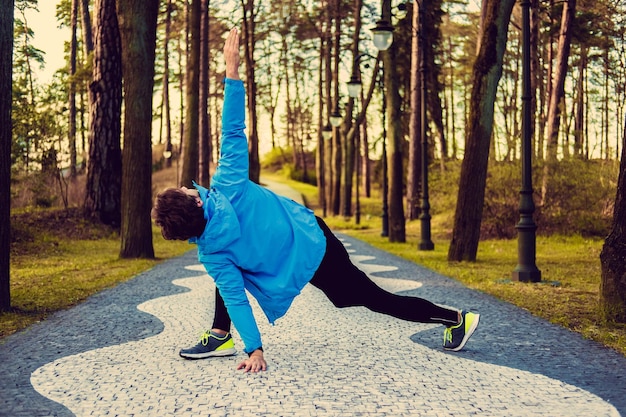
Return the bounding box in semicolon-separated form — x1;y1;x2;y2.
443;310;480;351
179;331;236;359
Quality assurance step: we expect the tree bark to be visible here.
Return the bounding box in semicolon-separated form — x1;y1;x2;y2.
448;0;514;262
241;0;260;184
323;5;333;215
180;0;200;187
117;0;158;259
85;0;122;228
331;0;341;215
0;0;14;312
79;0;93;170
530;0;539;160
382;0;405;242
198;0;211;185
600;111;626;323
69;0;78;177
163;0;173;168
340;0;362;218
406;0;421;221
79;0;94;55
573;45;586;158
316;31;326;216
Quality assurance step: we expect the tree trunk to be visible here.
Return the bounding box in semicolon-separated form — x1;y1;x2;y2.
573;45;586;158
323;6;333;215
447;36;458;160
79;0;94;55
316;32;326;216
117;0;158;259
540;0;576;205
198;0;211;185
600;112;626;323
406;0;421;221
530;0;539;160
331;0;341;215
85;0;122;228
340;0;362;218
0;0;13;312
69;0;78;177
241;0;260;184
448;0;514;262
163;0;172;168
79;0;93;171
382;0;405;243
424;0;446;164
180;0;200;187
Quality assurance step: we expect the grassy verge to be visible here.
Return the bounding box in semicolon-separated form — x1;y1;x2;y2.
2;226;190;339
271;173;626;357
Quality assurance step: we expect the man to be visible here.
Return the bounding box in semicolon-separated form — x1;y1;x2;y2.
152;28;479;373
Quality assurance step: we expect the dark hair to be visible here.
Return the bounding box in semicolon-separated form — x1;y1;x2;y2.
151;188;206;240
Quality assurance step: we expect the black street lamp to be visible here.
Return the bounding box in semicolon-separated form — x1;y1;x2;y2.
329;107;342;127
417;0;434;251
371;20;394;51
513;0;541;282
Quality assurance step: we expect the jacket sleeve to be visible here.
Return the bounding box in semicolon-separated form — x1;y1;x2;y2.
211;78;248;188
205;258;263;354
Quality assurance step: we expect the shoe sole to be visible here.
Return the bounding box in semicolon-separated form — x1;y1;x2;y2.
179;347;236;360
444;313;480;352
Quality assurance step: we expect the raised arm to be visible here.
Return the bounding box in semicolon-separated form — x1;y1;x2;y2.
224;27;240;80
211;28;248;189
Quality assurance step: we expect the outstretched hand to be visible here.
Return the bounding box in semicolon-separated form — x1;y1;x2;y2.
224;28;241;80
236;350;267;373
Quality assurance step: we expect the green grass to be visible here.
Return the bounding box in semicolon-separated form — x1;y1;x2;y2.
276;173;626;357
2;227;190;338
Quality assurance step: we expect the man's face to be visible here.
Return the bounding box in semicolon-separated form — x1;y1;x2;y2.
181;186;203;208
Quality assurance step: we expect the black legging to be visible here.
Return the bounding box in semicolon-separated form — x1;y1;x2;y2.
211;217;459;331
212;287;231;332
309;217;459;325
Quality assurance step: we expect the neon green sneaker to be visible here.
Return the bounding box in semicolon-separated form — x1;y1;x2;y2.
179;331;236;359
443;310;480;351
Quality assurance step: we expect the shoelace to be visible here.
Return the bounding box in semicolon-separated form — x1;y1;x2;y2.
443;327;453;344
200;331;229;346
200;331;211;346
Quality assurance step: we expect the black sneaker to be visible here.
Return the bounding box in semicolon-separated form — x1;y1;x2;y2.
443;310;480;351
179;331;236;359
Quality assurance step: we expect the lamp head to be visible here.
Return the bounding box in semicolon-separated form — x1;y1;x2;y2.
347;75;362;98
371;20;394;51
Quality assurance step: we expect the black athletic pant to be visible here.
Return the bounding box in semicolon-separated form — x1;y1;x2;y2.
309;217;459;325
211;217;459;331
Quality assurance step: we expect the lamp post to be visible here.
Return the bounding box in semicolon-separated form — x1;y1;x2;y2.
347;74;362;225
513;0;541;282
320;124;332;217
417;0;434;251
371;10;393;238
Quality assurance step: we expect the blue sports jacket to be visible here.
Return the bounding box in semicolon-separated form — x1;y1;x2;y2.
190;79;326;354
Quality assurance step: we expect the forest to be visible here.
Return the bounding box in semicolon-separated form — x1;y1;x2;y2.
1;0;626;325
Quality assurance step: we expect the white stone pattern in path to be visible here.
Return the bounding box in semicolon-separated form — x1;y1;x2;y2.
31;241;620;417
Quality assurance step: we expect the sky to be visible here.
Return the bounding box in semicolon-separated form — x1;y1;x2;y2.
24;1;67;85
